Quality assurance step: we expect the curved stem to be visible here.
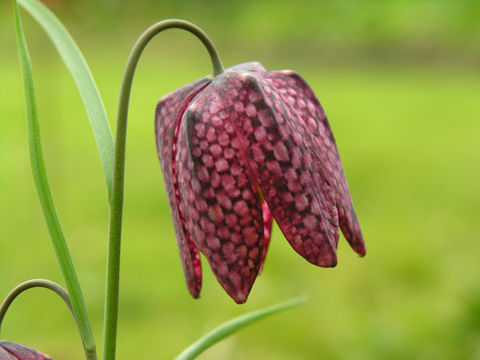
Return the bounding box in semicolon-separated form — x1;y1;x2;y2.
0;279;93;360
103;19;224;360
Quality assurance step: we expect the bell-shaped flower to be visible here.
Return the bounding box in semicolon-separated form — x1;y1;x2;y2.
155;62;365;304
0;341;51;360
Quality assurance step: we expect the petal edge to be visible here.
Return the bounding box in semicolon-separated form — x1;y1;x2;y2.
155;78;211;297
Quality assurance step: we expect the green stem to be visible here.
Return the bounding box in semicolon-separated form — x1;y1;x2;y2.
103;19;223;360
13;2;96;359
0;279;93;360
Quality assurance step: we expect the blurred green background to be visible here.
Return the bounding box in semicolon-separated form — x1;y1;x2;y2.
1;0;480;359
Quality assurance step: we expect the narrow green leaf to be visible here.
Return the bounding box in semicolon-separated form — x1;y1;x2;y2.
175;296;308;360
18;0;114;199
13;1;96;358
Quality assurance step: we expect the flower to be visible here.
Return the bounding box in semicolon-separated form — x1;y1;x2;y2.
0;341;51;360
155;62;365;304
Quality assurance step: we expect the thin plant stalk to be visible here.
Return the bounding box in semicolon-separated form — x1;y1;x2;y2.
103;19;223;360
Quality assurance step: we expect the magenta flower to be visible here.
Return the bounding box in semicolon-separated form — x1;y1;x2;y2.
155;62;365;304
0;341;51;360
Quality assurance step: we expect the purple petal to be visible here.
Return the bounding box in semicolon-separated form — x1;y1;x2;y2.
217;70;339;267
0;346;16;360
265;70;366;256
155;78;211;298
0;341;51;360
175;84;265;304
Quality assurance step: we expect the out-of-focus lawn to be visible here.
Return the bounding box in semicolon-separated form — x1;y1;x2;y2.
1;2;480;360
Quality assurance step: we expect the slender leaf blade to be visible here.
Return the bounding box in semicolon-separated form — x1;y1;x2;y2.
175;296;308;360
12;0;96;356
18;0;114;199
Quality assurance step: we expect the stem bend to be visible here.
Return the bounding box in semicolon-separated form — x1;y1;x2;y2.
103;19;224;360
0;279;95;360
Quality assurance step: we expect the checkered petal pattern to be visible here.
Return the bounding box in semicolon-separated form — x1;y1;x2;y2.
155;62;365;303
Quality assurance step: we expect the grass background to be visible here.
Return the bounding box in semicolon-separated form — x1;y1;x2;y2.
0;0;479;359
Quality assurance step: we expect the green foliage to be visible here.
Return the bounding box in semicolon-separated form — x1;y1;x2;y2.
12;0;97;357
17;0;113;198
175;296;307;359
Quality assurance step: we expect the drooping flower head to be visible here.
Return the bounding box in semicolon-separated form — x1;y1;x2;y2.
0;341;51;360
155;62;365;304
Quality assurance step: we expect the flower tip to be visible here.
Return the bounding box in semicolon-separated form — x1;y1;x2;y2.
232;294;248;305
313;250;337;268
351;236;367;257
226;287;250;304
186;282;202;299
322;257;338;268
356;245;367;257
